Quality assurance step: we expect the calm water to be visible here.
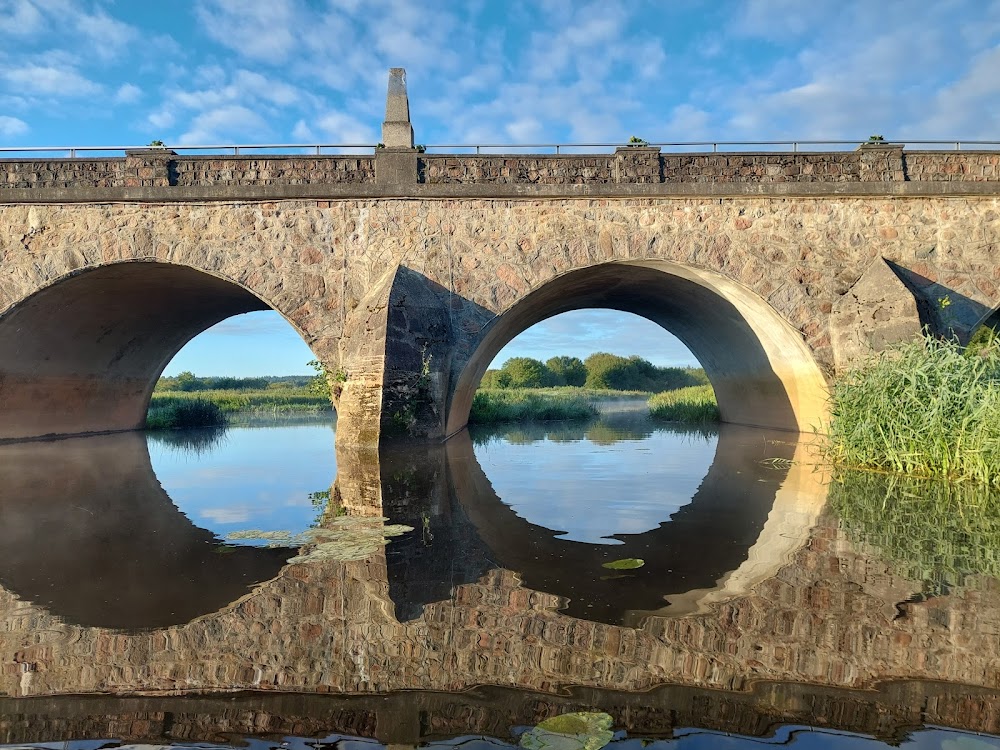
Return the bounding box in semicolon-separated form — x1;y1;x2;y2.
1;413;1000;749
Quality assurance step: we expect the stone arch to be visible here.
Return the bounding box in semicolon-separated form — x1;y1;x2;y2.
0;260;321;441
446;260;830;435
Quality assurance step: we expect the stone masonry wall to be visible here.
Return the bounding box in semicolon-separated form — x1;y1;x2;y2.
172;156;375;186
420;155;614;184
905;151;1000;181
0;155;376;189
2;159;125;189
3;149;999;190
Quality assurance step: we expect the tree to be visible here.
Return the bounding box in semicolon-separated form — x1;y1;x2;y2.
498;357;553;388
479;369;508;389
306;360;331;399
174;370;199;391
545;356;587;387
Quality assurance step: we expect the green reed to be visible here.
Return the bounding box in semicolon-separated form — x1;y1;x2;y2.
827;336;1000;484
146;397;228;430
647;385;719;423
470;389;599;424
151;388;332;416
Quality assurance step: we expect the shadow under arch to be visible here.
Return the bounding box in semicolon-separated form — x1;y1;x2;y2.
447;261;829;435
0;431;293;629
0;260;320;442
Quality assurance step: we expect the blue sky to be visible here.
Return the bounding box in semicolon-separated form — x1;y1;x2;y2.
3;0;998;375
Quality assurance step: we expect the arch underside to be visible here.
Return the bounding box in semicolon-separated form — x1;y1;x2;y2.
448;261;829;434
0;262;269;441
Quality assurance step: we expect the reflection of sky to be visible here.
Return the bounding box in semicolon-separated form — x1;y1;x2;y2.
476;422;716;544
147;423;336;545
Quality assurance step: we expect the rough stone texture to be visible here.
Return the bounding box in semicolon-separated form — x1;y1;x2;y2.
6;150;998;191
1;156;376;189
906;151;1000;181
831;258;924;372
421;155;615;184
172;156;375;186
0;193;998;442
2;159;125;188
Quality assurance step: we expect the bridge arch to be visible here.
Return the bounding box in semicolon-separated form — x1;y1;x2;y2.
0;260;320;441
447;260;829;434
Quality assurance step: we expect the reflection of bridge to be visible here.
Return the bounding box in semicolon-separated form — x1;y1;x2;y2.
2;427;1000;737
2;70;999;444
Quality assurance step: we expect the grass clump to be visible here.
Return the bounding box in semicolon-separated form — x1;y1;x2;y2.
470;388;598;424
827;336;1000;484
831;468;1000;592
647;385;719;423
146;398;227;430
150;388;332;417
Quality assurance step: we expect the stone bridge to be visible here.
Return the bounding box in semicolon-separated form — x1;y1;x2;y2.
1;69;998;445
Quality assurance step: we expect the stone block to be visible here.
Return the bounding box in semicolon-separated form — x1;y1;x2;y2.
830;257;922;372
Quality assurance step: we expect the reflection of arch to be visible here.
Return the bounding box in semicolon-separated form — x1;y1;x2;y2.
447;261;828;435
0;261;317;441
0;432;291;629
446;424;825;624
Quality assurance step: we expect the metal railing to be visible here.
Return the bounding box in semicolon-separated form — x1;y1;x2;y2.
0;140;998;158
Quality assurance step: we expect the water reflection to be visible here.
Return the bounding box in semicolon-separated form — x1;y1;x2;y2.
831;468;1000;596
0;434;292;629
149;420;337;544
3;415;1000;745
450;420;805;623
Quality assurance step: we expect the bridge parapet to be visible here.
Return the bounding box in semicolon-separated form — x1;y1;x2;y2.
2;146;999;192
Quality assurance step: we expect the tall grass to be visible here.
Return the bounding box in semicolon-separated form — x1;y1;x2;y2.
647;385;719;423
151;388;332;416
827;336;1000;484
146;398;227;430
470;389;599;424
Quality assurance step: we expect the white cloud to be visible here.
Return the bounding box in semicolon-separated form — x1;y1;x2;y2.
291;119;315;141
200;506;254;524
195;0;300;63
312;110;376;144
912;45;1000;138
147;109;175;130
178;104;272;144
1;63;101;97
114;83;142;104
0;115;28;136
75;8;137;59
0;0;45;35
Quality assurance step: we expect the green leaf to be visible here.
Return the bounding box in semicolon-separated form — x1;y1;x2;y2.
601;558;644;570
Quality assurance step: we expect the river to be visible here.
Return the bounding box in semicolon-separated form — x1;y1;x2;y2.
0;412;999;749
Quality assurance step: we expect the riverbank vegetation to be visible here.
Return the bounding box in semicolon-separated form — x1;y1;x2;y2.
148;372;332;429
474;354;713;424
647;385;719;423
826;336;1000;485
146;397;228;430
469;388;599;424
480;354;707;392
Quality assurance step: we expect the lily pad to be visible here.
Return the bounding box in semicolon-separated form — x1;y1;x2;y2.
601;558;644;570
519;712;614;750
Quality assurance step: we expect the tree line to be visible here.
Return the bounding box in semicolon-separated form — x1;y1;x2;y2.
480;354;708;392
154;371;314;392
